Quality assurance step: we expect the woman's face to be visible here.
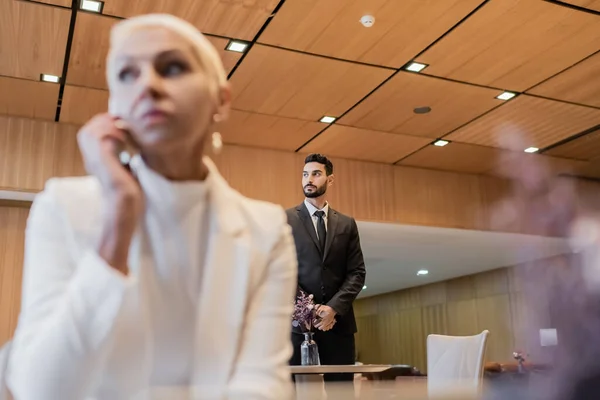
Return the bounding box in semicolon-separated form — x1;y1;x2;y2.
108;27;225;151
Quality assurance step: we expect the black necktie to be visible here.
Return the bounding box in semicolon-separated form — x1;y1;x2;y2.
315;210;326;252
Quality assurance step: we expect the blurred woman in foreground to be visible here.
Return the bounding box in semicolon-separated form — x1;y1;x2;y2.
6;14;296;400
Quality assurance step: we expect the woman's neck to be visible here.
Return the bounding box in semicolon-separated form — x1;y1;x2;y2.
141;142;209;181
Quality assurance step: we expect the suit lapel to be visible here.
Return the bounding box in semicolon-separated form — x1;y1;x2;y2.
323;208;338;261
298;203;322;255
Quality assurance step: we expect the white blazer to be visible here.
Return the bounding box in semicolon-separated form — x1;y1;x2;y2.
6;157;298;400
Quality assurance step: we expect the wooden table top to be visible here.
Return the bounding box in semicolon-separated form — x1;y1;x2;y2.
290;364;396;374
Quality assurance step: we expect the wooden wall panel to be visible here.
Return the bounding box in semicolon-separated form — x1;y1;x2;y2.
0;116;85;192
0;207;28;346
4;115;600;236
476;295;512;362
355;260;567;372
393;167;485;230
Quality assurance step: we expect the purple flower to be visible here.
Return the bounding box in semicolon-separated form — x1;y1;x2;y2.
292;290;317;332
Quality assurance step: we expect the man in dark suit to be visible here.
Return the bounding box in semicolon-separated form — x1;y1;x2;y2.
287;153;366;385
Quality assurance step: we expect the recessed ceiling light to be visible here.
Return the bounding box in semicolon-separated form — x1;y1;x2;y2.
362;285;367;290
417;269;429;276
496;91;516;101
80;0;103;13
40;74;60;83
433;139;449;147
405;62;428;73
413;106;431;114
226;40;249;53
524;147;539;153
319;116;336;124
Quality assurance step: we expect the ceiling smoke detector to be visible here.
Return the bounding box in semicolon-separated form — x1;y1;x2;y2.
360;15;375;28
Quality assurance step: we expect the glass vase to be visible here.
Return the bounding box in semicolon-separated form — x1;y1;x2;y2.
300;332;320;366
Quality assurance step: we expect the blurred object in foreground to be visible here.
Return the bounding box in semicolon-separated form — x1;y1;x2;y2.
489;127;600;400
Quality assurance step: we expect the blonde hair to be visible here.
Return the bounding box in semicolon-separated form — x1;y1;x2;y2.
106;14;228;93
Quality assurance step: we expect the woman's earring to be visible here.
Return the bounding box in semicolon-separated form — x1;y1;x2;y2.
212;114;223;154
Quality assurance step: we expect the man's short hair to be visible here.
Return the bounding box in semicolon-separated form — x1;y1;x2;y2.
305;153;333;176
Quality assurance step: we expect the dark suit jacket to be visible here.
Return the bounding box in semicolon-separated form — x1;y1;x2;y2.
286;203;366;334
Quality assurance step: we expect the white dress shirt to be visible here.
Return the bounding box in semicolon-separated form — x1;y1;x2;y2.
303;199;328;238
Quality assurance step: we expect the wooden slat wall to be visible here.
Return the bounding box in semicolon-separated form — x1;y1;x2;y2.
354;259;566;372
0;116;85;191
0;206;28;346
3;115;600;235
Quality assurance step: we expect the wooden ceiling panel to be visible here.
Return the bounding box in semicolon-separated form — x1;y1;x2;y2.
67;13;116;89
559;0;600;11
399;141;587;176
230;45;393;121
0;77;58;121
206;36;243;74
572;158;600;179
60;86;109;125
487;151;588;177
544;127;600;161
528;52;600;108
35;0;71;6
340;72;502;138
101;0;279;40
416;0;600;91
300;125;430;164
398;142;501;174
218;110;324;151
0;1;70;80
259;0;483;68
67;14;242;90
446;96;600;150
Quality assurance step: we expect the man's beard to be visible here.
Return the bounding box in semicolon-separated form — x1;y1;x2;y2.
303;183;327;198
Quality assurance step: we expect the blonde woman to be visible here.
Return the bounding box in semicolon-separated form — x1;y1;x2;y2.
5;14;296;400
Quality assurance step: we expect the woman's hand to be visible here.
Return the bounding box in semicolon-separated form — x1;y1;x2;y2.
77;113;143;275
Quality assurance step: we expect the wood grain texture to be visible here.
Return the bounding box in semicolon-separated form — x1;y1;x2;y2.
544;127;600;161
259;0;484;68
0;77;59;121
416;0;600;91
559;0;600;11
67;13;242;90
34;0;71;6
60;86;109;125
0;206;27;346
528;52;600;108
446;96;600;151
399;142;502;174
4;116;600;234
339;72;502;138
218;110;324;151
0;0;70;80
301;125;431;163
355;258;568;371
0;116;85;192
102;0;279;40
229;45;393;121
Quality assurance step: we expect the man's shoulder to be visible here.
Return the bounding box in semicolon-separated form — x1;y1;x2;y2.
330;208;355;224
285;204;302;220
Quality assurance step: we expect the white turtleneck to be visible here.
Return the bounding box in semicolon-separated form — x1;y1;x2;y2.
128;156;210;386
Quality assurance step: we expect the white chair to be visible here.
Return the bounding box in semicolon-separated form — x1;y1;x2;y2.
426;330;489;398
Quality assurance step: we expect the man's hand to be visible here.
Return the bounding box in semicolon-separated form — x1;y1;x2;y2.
314;305;337;331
